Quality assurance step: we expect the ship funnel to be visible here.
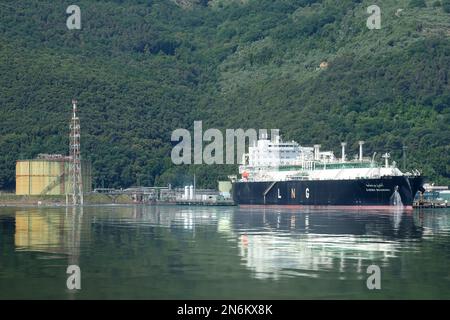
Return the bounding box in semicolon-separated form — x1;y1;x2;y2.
274;135;280;143
314;144;321;161
341;142;346;162
382;153;390;168
358;141;364;161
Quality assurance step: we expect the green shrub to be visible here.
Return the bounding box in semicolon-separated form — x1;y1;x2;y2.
432;0;441;7
443;0;450;12
409;0;427;7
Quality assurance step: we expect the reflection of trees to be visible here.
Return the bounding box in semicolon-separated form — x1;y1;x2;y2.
414;210;450;235
3;206;450;298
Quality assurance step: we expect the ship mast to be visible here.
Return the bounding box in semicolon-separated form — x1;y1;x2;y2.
382;153;390;169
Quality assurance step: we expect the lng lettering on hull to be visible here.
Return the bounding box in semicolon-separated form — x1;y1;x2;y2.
231;134;425;208
233;177;424;208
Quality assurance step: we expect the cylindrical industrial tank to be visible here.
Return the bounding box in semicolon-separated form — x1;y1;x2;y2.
16;158;92;195
184;186;189;199
16;160;63;195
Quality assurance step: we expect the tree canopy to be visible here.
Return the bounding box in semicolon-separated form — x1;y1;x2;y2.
0;0;449;190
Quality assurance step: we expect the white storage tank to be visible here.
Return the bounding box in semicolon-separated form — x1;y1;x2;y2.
189;185;194;200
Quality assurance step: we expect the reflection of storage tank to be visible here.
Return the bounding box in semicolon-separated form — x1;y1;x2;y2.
15;154;92;195
15;211;64;250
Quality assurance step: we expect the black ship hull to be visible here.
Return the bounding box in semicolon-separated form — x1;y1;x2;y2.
232;176;425;209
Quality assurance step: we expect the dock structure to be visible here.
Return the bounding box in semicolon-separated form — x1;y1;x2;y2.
92;187;234;206
413;200;449;209
92;187;170;203
174;186;235;206
413;184;449;208
90;186;235;206
92;186;234;206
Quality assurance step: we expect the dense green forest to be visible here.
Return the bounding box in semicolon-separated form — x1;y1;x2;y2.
0;0;449;190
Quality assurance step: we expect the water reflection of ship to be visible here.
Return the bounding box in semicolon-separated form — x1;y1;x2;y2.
233;209;423;239
238;233;380;280
232;210;425;280
9;206;448;283
114;207;429;280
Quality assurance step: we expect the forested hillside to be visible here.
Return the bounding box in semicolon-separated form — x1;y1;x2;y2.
0;0;449;189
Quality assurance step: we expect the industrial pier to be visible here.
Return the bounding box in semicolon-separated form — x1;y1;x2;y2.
413;184;450;208
91;182;235;206
174;185;234;206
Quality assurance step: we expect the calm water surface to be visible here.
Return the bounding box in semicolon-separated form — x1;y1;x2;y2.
0;205;449;299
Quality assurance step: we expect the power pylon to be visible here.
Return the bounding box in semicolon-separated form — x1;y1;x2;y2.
69;99;84;205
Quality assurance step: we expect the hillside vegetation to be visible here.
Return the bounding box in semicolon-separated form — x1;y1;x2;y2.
0;0;449;189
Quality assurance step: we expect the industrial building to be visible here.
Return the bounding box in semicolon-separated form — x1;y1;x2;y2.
16;154;92;195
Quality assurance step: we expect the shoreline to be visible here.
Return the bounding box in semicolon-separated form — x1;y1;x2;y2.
0;193;136;206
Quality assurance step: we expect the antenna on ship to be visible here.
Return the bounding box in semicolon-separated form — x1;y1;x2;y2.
358;141;365;162
314;144;321;161
341;142;346;162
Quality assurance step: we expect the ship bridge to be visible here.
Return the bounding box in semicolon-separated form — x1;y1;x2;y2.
239;136;406;182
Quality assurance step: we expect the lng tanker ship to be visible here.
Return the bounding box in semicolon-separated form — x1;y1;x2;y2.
232;135;425;209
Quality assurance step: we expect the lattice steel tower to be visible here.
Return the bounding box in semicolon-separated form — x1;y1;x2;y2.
69;99;84;205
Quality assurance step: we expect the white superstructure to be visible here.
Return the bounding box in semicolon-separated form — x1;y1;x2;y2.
239;135;415;182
